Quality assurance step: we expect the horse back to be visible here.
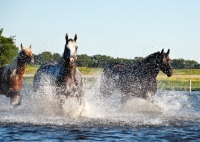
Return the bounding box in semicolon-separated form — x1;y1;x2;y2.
37;62;58;75
102;63;129;81
105;63;129;73
33;62;58;90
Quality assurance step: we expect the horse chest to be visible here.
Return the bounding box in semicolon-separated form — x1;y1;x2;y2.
8;76;23;91
57;77;78;95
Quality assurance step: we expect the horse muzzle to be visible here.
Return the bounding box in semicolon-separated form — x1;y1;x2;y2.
31;58;34;63
70;57;75;63
167;70;173;77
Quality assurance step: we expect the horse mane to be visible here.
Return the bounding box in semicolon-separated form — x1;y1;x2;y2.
137;51;161;66
58;54;64;63
2;54;19;78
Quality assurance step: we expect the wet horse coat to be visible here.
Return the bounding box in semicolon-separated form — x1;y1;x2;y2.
33;33;83;104
100;49;173;103
0;44;34;107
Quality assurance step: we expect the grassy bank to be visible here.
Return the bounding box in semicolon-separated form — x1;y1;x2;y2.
25;65;103;75
24;65;200;91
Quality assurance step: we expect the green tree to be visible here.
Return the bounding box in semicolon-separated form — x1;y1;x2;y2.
77;54;94;67
34;51;53;64
52;53;61;62
171;59;185;69
34;52;61;64
0;29;18;67
91;55;114;68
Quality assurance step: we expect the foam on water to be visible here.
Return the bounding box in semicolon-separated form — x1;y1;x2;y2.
0;77;199;127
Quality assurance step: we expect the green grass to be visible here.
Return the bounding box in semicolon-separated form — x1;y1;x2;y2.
25;65;40;74
77;67;103;75
25;65;103;75
158;69;200;75
157;70;200;91
157;80;200;91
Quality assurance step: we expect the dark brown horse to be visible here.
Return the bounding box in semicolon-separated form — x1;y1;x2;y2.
33;33;84;106
100;49;173;103
0;44;34;107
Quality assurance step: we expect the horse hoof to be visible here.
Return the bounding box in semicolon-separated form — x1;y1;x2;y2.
13;102;21;108
10;95;22;107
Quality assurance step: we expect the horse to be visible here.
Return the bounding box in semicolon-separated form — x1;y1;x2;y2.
33;33;84;107
0;44;34;107
99;49;173;103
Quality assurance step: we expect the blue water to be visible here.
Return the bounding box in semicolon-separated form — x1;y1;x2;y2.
0;81;200;141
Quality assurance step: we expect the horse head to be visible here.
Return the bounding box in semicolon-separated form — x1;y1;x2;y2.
159;49;173;77
19;43;34;64
63;33;78;66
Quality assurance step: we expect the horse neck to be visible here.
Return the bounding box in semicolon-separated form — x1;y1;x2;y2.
2;55;26;78
137;60;160;77
61;59;76;78
16;58;26;77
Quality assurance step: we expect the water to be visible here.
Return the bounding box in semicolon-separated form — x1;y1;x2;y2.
0;77;200;141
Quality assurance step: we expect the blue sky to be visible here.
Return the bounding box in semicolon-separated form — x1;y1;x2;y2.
1;0;200;62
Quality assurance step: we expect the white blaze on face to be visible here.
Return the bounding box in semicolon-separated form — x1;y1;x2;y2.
67;41;78;60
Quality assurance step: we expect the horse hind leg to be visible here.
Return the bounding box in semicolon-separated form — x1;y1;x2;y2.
9;91;22;108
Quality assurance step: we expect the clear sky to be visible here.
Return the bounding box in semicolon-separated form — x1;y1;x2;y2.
1;0;200;63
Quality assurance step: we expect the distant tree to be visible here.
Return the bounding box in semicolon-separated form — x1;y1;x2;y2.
34;52;61;65
171;59;199;69
0;29;18;67
52;53;61;62
34;51;53;64
184;60;198;69
91;55;114;68
32;50;200;69
171;59;185;69
77;54;93;67
194;64;200;69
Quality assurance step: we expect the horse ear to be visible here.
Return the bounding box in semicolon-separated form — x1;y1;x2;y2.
167;49;170;55
29;45;32;49
74;33;77;41
21;43;24;50
65;33;68;41
161;49;164;54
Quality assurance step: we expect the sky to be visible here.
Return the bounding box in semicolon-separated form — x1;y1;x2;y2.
0;0;200;63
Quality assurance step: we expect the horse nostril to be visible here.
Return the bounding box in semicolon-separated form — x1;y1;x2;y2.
70;57;74;63
31;58;34;63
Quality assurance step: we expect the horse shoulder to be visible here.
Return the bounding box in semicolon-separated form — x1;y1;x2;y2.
37;63;58;75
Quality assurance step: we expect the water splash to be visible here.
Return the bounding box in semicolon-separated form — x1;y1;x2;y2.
0;77;199;127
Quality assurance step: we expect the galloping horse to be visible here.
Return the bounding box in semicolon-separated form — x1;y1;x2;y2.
33;33;83;105
100;49;173;103
0;44;34;107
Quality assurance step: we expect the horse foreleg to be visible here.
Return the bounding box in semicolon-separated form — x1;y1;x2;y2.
9;91;22;108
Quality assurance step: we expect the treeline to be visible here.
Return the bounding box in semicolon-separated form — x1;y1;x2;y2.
34;52;142;67
1;28;200;69
34;51;200;69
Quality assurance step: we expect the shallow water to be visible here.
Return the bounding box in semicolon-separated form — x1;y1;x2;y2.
0;78;200;141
